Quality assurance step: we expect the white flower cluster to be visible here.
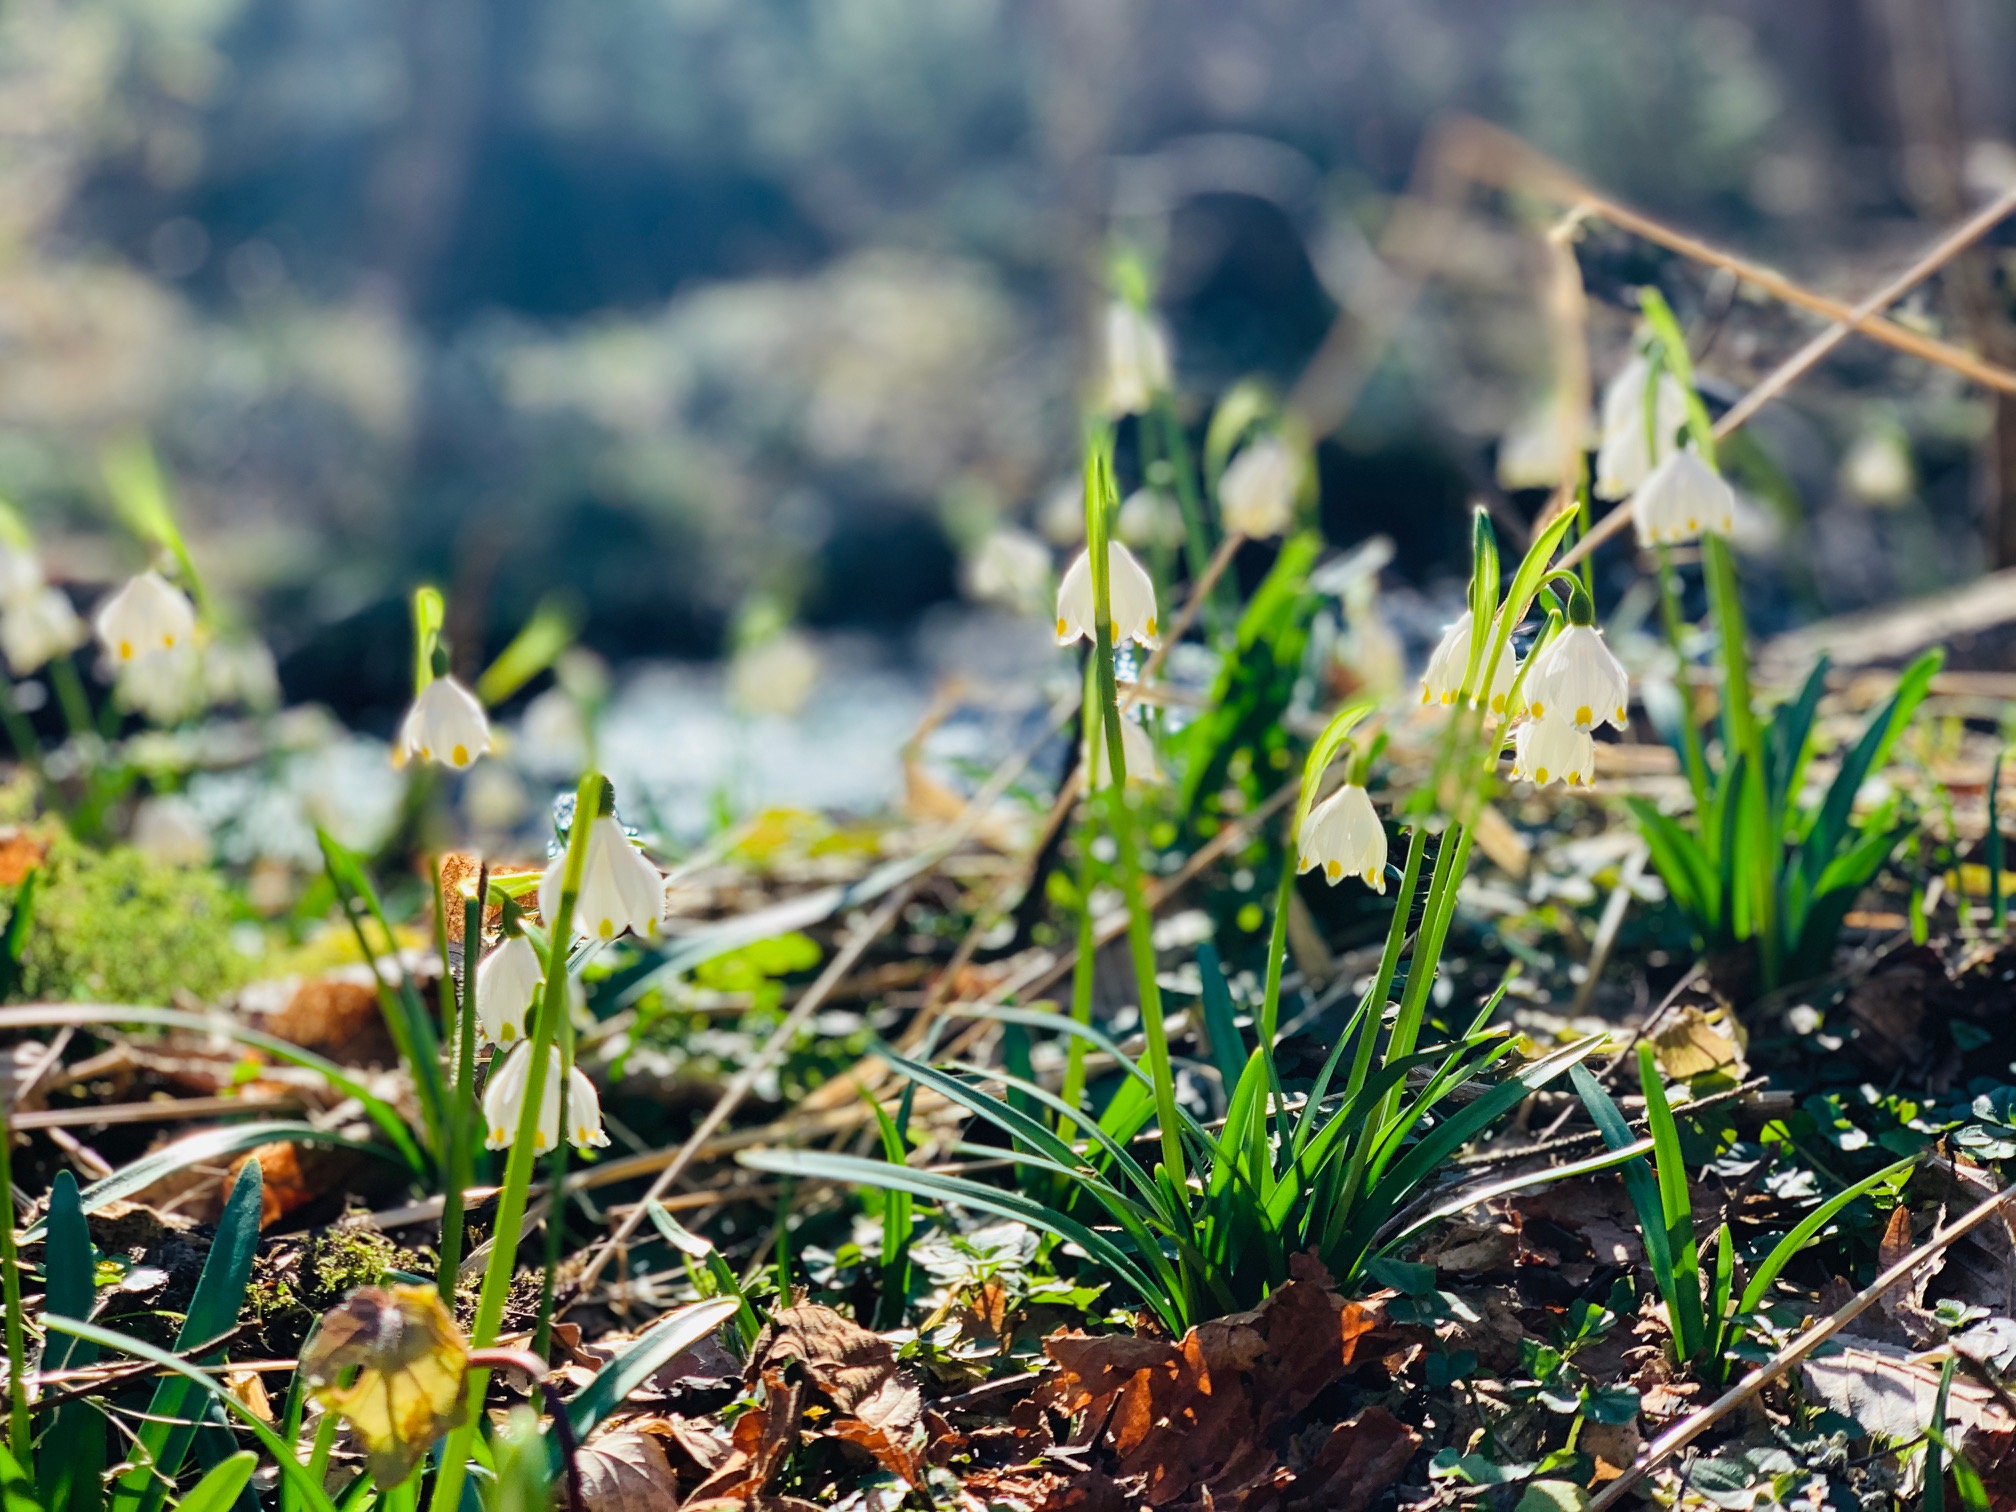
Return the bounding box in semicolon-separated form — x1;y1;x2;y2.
1510;618;1629;790
483;1042;608;1153
1594;355;1739;549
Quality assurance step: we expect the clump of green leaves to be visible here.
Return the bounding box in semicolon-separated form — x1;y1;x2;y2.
13;831;245;1004
1574;1047;1911;1381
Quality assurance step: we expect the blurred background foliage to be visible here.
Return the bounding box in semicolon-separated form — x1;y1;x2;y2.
3;0;2014;738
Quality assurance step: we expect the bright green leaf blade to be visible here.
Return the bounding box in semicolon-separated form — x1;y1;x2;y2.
564;1298;741;1439
175;1453;257;1512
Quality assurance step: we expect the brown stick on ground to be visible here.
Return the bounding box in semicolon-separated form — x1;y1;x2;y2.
1588;1178;2016;1511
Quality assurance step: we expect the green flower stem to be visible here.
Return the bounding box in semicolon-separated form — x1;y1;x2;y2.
1257;857;1295;1049
1150;393;1225;638
533;1013;575;1358
1059;660;1101;1153
427;774;601;1512
1084;436;1187;1200
436;864;487;1301
1326;820;1430;1127
0;1093;28;1475
48;657;94;743
1652;544;1712;811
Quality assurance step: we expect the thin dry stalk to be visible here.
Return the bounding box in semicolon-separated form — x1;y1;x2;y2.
1588;1179;2016;1511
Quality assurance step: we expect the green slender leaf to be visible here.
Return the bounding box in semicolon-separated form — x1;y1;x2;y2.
24;1123;396;1242
0;1006;424;1177
740;1148;1182;1333
0;1442;43;1512
115;1164;263;1512
564;1299;741;1439
1765;657;1829;823
174;1453;256;1512
1637;1044;1705;1361
37;1170;103;1512
1195;942;1245;1090
866;1094;914;1330
1378;1135;1655;1253
1623;797;1716;925
1927;1355;1955;1512
1738;1158;1915;1315
1572;1063;1680;1319
1800;649;1940;878
43;1320;335;1512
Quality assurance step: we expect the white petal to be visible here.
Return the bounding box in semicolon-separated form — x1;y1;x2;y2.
566;1064;609;1150
477;934;545;1046
1055;549;1095;644
400;677;491;769
94;571;196;664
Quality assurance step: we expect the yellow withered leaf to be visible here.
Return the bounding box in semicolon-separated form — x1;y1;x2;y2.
299;1284;470;1487
1649;1004;1748;1081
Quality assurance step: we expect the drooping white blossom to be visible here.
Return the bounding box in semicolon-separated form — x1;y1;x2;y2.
962;528;1053;615
476;933;545;1046
482;1043;608;1152
1100;300;1173;417
1419;610;1519;715
1218;436;1302;539
1632;448;1736;547
540;815;663;941
398;676;491;770
1525;624;1629;732
1511;715;1596;789
1296;783;1388;891
131;794;211;866
1595;355;1691;500
1082;714;1162;792
95;571;196;665
1;587;85;675
1056;541;1160;649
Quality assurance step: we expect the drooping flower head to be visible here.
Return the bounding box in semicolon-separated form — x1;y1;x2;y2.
1632;448;1735;548
1056;541;1159;649
1595;354;1691;500
1296;783;1388;891
1511;714;1595;789
482;1042;608;1152
1217;435;1303;539
1082;714;1162;792
398;676;491;770
962;527;1052;616
1420;610;1519;715
95;570;196;665
476;931;545;1046
540;814;663;941
1;587;85;675
1524;591;1629;733
1100;300;1172;417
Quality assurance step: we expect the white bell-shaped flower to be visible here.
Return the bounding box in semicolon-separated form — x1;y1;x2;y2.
1082;715;1162;792
1595;356;1691;500
1056;541;1160;649
1218;436;1302;539
0;547;43;611
476;933;545;1046
541;815;663;941
1419;610;1519;715
1632;449;1735;547
962;528;1052;616
482;1043;608;1152
1525;624;1629;732
1296;783;1387;891
95;571;196;665
1511;714;1596;789
398;676;491;770
117;643;205;725
1100;300;1172;417
1;587;85;675
1116;489;1186;552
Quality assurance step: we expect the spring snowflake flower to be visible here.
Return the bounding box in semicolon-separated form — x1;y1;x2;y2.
1100;300;1172;417
1082;715;1162;791
962;527;1053;615
1;587;85;675
131;795;211;866
1633;449;1736;547
482;1043;608;1152
95;571;196;665
540;815;663;941
0;547;43;611
1420;610;1519;715
1056;541;1160;649
1297;783;1387;891
1595;355;1690;500
398;676;491;770
1218;436;1302;539
476;933;545;1045
117;643;205;725
1511;714;1595;789
1525;624;1629;732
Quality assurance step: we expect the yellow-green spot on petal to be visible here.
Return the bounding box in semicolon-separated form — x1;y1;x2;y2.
452;743;469;766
